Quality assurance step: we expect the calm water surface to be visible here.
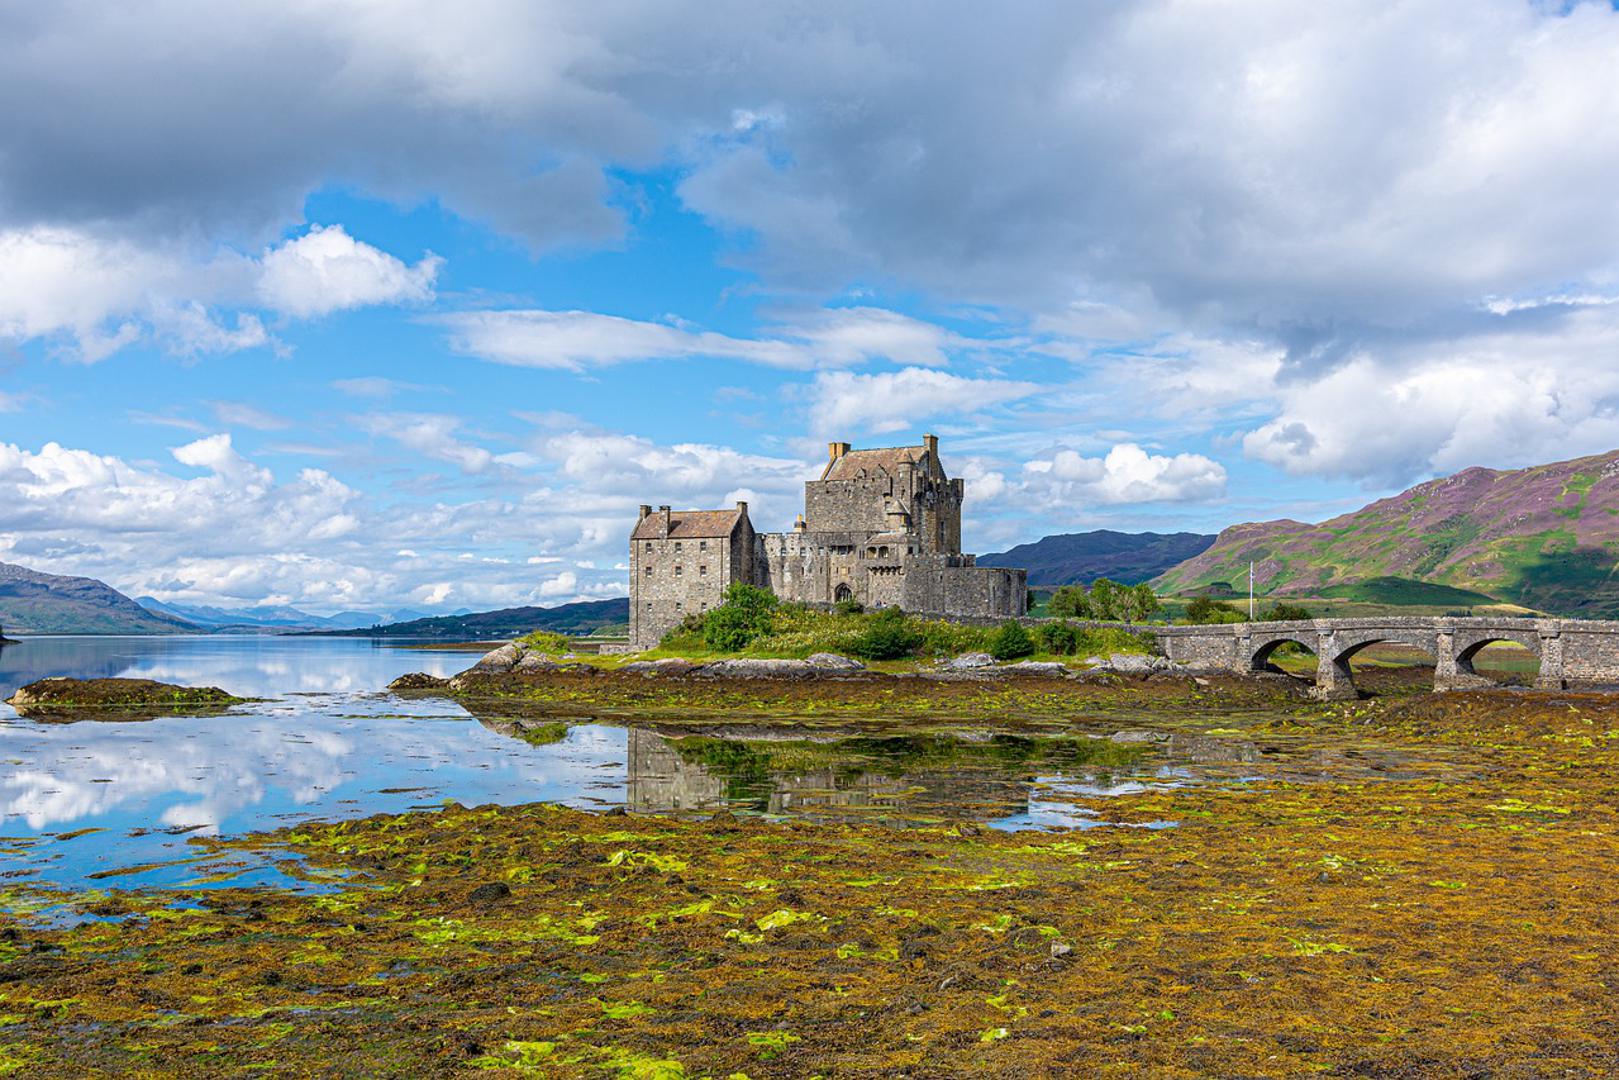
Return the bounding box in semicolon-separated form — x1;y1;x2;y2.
0;635;1261;898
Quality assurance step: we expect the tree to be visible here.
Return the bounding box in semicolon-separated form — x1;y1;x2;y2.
1047;585;1093;619
989;619;1035;660
1087;578;1125;621
1119;582;1161;623
1184;595;1247;624
1266;602;1313;622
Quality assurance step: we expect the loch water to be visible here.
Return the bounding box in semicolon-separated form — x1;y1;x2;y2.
0;635;1308;897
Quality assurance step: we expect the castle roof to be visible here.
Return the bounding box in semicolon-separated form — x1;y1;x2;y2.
821;444;929;482
631;508;745;540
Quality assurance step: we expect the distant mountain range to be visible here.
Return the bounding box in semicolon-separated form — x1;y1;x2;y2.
0;562;196;634
307;598;630;639
1154;449;1619;616
979;530;1216;586
134;597;456;631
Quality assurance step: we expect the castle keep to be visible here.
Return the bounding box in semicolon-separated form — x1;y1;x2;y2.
629;435;1027;648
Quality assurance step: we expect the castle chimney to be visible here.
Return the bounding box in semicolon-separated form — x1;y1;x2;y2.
659;505;671;538
638;504;652;520
735;500;749;518
828;441;850;462
923;433;938;457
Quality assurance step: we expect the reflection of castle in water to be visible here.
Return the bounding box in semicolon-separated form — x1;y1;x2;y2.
626;728;1045;822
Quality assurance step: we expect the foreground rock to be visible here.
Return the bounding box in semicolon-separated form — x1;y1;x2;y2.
6;677;243;722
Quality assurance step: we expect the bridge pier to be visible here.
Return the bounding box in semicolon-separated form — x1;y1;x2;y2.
1433;630;1495;693
1310;633;1360;701
1536;630;1566;690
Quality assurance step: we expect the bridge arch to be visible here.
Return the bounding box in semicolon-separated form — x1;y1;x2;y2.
1248;635;1317;674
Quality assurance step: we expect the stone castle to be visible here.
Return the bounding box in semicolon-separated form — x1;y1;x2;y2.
628;434;1027;648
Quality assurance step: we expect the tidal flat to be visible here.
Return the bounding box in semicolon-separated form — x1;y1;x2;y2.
6;667;1619;1077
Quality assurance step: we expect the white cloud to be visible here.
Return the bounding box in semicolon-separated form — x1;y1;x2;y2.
357;412;496;474
1239;304;1619;484
438;306;968;372
1023;444;1227;505
331;376;427;399
537;570;578;597
0;223;439;361
212;401;291;431
256;224;441;318
807;367;1040;436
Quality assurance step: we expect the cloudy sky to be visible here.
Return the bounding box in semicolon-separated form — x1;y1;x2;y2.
4;0;1619;615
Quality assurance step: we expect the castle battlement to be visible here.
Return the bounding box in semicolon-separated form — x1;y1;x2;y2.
627;435;1027;649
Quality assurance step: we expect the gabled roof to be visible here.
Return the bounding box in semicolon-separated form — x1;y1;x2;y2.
822;445;929;482
631;509;744;541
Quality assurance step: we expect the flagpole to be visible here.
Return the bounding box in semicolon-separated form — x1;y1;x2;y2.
1249;561;1255;620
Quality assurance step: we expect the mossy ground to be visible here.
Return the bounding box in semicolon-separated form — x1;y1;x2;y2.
7;675;1619;1076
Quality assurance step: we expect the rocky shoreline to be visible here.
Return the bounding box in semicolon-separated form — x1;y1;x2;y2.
389;639;1198;693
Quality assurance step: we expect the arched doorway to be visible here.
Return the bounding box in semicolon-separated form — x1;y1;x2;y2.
834;583;853;603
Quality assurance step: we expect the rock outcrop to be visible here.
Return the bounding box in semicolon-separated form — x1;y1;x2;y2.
6;677;242;722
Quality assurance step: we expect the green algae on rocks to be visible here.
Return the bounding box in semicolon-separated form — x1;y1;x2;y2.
5;676;244;722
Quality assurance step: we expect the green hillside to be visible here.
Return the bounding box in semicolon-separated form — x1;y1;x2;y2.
1154;450;1619;617
0;562;197;635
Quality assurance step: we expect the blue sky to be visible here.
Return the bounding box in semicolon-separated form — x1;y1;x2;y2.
4;1;1619;614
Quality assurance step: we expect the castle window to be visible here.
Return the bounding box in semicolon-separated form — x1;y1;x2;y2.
699;565;707;576
645;564;653;575
699;540;707;551
674;541;682;552
675;565;683;576
674;601;682;611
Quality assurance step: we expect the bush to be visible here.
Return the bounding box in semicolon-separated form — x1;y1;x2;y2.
517;630;571;653
989;620;1035;660
915;618;992;658
1266;602;1314;622
849;607;924;660
833;597;865;616
1036;619;1082;655
702;583;780;652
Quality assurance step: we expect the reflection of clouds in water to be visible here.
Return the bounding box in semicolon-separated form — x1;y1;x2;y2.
1;700;628;842
1;719;355;830
0;636;472;704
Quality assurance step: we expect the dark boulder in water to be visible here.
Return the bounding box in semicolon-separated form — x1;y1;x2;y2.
388;672;450;691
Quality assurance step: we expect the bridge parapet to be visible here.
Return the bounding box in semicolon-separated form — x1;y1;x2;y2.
1154;617;1619;699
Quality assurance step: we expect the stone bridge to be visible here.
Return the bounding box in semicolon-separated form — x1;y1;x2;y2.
1154;617;1619;700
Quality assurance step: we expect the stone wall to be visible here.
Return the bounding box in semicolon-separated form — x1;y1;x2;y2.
899;558;1026;619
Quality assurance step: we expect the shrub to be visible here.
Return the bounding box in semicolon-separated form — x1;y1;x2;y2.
989;620;1035;660
517;630;571;653
1266;602;1314;622
915;618;992;657
1036;620;1082;656
833;597;865;616
849;607;924;661
702;583;780;652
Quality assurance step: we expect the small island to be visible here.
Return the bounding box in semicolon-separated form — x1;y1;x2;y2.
6;676;244;722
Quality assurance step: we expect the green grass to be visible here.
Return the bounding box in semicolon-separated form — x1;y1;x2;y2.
1315;576;1498;606
644;604;1154;664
